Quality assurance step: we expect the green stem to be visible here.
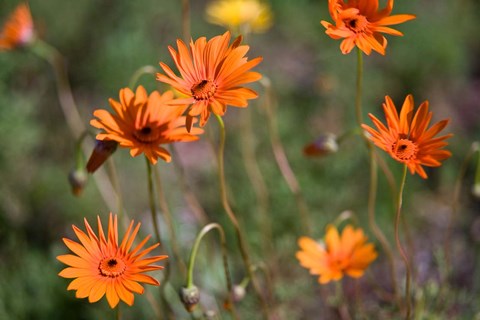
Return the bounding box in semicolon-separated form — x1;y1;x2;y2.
394;165;412;319
181;0;191;42
154;165;187;277
128;65;157;89
214;114;270;318
355;48;364;125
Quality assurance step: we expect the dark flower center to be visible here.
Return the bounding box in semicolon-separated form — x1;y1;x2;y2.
133;126;160;143
391;139;418;161
99;257;126;278
191;80;217;101
344;15;368;33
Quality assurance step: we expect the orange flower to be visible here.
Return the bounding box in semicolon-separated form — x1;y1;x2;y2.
296;225;377;284
321;0;415;55
156;31;262;130
57;213;168;308
362;95;452;179
90;86;203;165
0;3;34;51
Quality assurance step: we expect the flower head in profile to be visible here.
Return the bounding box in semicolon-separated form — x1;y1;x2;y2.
321;0;415;55
297;224;377;284
0;3;34;51
57;213;168;308
156;31;262;130
90;86;203;165
206;0;273;34
362;95;452;179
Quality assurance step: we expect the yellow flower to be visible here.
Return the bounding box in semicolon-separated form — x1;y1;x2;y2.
206;0;273;34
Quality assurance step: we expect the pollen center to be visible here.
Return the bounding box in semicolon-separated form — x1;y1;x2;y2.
99;257;126;278
392;139;418;161
191;80;217;101
344;15;368;33
133;126;160;143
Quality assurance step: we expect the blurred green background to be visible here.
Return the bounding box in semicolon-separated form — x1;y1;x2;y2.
1;0;479;319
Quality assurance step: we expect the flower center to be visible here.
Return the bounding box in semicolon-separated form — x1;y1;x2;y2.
391;139;418;161
98;257;126;278
191;80;217;101
344;15;368;33
133;126;160;143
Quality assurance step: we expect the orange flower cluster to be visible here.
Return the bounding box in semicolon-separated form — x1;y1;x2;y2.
90;86;203;165
321;0;415;55
297;225;377;283
362;95;452;179
0;3;34;51
57;213;167;308
157;31;262;130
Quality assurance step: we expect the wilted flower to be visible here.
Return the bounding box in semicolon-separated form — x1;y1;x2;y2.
90;86;203;165
303;134;339;157
296;224;377;283
206;0;273;34
361;95;452;179
179;285;200;312
57;213;168;308
321;0;415;55
0;3;34;51
86;139;118;173
68;168;88;196
156;31;262;130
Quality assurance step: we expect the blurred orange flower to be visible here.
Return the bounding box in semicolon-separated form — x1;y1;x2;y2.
296;225;377;284
57;213;168;308
321;0;415;55
156;31;262;130
0;3;34;51
362;95;452;179
90;86;203;165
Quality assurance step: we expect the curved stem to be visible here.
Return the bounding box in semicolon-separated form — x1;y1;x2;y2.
154;165;187;277
394;165;412;319
128;65;157;89
214;114;270;318
261;78;312;235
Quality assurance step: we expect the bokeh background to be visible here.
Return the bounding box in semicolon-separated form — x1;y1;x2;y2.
0;0;479;319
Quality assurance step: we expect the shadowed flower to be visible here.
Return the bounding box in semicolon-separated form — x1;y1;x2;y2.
156;31;262;130
57;213;168;308
86;140;118;173
206;0;273;34
90;86;203;165
321;0;415;55
0;3;34;51
296;224;377;284
361;95;452;179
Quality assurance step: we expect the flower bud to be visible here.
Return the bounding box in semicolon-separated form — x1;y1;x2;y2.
472;184;480;199
232;284;246;302
303;134;338;157
179;285;200;312
86;140;118;173
68;168;88;196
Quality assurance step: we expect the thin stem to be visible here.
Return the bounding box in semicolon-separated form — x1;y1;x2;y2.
115;305;120;320
128;65;157;89
186;223;238;320
181;0;191;42
214;114;271;318
261;77;312;235
154;165;187;277
106;157;123;220
355;48;364;125
394;165;412;319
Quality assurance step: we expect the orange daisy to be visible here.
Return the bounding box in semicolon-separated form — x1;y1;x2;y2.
156;31;262;130
362;95;452;179
90;85;203;165
0;3;34;51
321;0;415;55
57;213;168;308
296;224;377;284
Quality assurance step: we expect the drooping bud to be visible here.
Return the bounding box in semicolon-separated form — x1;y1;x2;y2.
232;284;246;302
179;285;200;312
68;168;88;196
303;134;338;157
86;140;118;173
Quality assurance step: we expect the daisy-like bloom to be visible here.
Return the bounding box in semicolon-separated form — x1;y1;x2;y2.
296;224;377;284
0;3;34;51
90;85;203;165
156;31;262;130
57;213;168;308
206;0;273;34
321;0;416;55
361;95;453;179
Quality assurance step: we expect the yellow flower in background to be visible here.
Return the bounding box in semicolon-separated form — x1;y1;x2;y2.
206;0;273;34
296;224;377;284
